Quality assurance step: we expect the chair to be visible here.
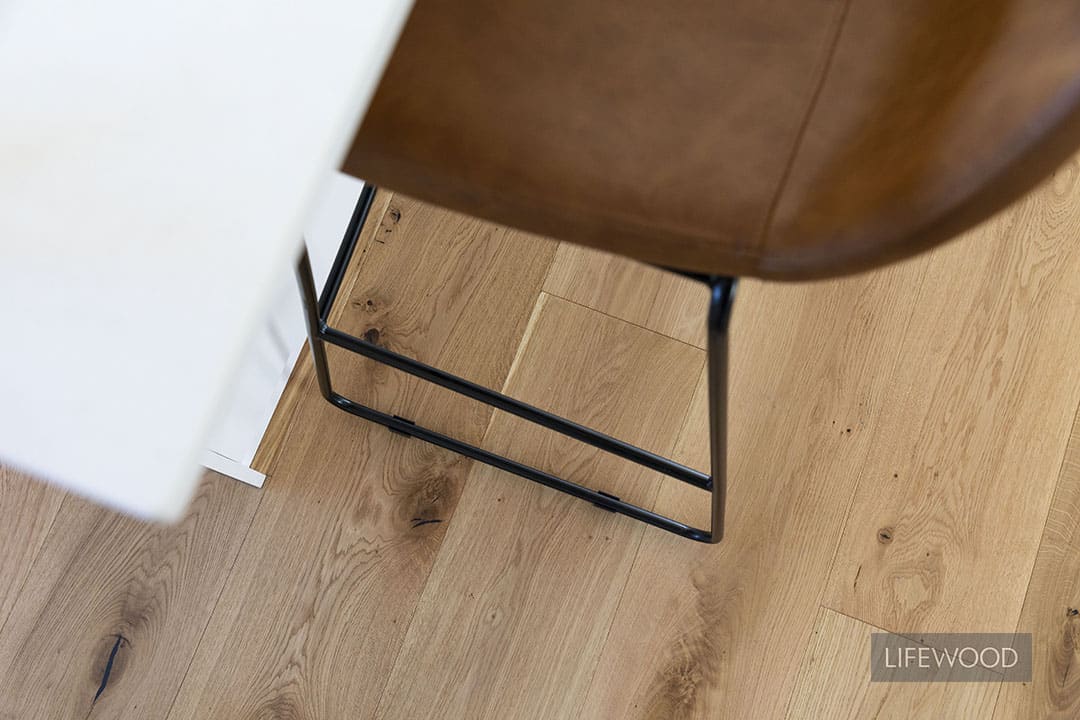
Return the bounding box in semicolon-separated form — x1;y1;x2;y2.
295;0;1080;542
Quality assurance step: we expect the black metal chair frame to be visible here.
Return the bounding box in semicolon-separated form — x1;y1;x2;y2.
295;185;737;543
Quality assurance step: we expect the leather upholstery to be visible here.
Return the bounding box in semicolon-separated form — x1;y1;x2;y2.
344;0;1080;280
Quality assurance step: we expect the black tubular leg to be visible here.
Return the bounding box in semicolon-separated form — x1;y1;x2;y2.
706;276;736;542
295;185;737;543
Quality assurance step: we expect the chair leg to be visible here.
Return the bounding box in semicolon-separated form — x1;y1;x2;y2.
705;275;736;542
294;186;737;543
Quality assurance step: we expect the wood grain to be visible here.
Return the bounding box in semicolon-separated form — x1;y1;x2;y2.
0;472;259;720
0;467;65;633
372;292;703;720
823;159;1080;635
786;608;999;719
993;405;1080;719
166;197;558;719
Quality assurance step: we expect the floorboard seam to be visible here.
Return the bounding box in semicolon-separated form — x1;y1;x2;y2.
541;291;708;351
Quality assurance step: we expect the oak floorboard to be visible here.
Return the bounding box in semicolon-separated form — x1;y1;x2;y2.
823;160;1080;636
579;259;932;720
0;472;260;720
166;197;557;719
786;607;999;719
372;292;704;720
993;403;1080;719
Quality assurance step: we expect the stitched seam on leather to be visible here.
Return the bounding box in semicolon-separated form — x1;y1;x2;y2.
754;0;855;256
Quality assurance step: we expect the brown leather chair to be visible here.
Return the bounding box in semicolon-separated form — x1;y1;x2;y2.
296;0;1080;542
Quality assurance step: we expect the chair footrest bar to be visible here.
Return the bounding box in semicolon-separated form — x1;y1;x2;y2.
328;392;711;542
295;184;735;544
592;490;621;512
387;415;417;437
320;324;712;491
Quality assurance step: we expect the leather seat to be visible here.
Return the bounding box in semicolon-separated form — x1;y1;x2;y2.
344;0;1080;280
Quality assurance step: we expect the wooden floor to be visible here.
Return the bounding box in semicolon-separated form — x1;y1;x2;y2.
4;159;1080;719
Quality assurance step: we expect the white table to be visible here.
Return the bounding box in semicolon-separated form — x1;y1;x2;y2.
0;0;413;520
